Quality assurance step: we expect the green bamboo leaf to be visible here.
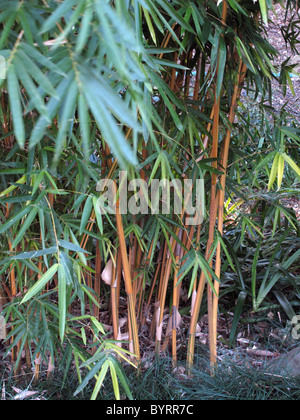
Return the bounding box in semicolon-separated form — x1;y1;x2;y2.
178;251;196;279
91;361;110;400
59;252;75;287
251;239;262;305
273;290;296;321
58;239;88;255
78;94;91;162
7;64;25;148
12;247;57;260
53;79;78;165
53;1;87;49
29;77;72;149
229;291;247;346
277;154;285;189
0;175;26;198
227;0;248;16
58;263;67;342
80;196;93;236
80;67;140;131
40;0;79;33
81;74;138;168
21;43;66;76
76;352;107;388
14;57;49;120
216;231;236;273
216;36;226;100
17;50;58;98
156;0;194;33
69;229;88;266
196;251;219;289
150;70;185;111
148;154;162;184
236;37;257;75
143;7;157;45
187;263;199;299
18;9;34;46
91;317;106;335
111;359;133;400
75;4;93;53
0;206;31;235
220;236;246;290
12;207;39;248
0;12;16;49
268;153;280;191
255;150;276;173
256;239;299;310
259;0;268;25
281;152;300;178
109;360;120;400
286;71;295;97
21;264;59;304
93;196;103;235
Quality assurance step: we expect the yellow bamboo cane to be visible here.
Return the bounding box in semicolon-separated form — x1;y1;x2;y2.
115;193;140;363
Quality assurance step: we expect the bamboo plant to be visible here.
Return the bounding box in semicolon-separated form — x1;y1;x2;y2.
0;0;299;399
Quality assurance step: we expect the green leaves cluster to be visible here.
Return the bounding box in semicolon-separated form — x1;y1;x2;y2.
0;0;299;400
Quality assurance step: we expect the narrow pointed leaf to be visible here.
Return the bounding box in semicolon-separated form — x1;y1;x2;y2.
7;64;25;148
21;264;59;304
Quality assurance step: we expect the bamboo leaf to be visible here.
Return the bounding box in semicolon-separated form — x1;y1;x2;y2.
58;239;89;255
259;0;269;25
216;231;236;273
111;359;133;400
277;154;285;189
93;196;103;235
0;206;31;235
80;196;93;236
53;79;78;164
74;354;107;396
78;94;91;162
91;361;110;400
0;175;26;198
251;239;262;306
40;0;79;33
12;247;57;260
281;152;300;178
273;290;296;321
17;50;59;98
58;263;67;342
14;57;49;120
109;360;120;400
216;36;227;100
268;153;280;191
80;69;138;168
21;264;59;304
12;207;39;248
7;64;25;148
143;7;157;45
229;291;247;346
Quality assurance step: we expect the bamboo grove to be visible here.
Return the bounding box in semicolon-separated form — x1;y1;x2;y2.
0;0;300;397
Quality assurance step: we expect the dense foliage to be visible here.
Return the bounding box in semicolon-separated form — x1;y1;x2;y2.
0;0;299;399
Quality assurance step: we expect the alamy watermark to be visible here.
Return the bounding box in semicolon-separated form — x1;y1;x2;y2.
95;172;205;226
0;56;6;80
292;315;300;340
0;315;6;339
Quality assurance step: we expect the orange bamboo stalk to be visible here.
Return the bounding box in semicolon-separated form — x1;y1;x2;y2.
94;240;101;319
171;254;180;365
142;245;163;331
212;60;247;353
115;194;140;362
110;254;119;341
187;1;229;372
